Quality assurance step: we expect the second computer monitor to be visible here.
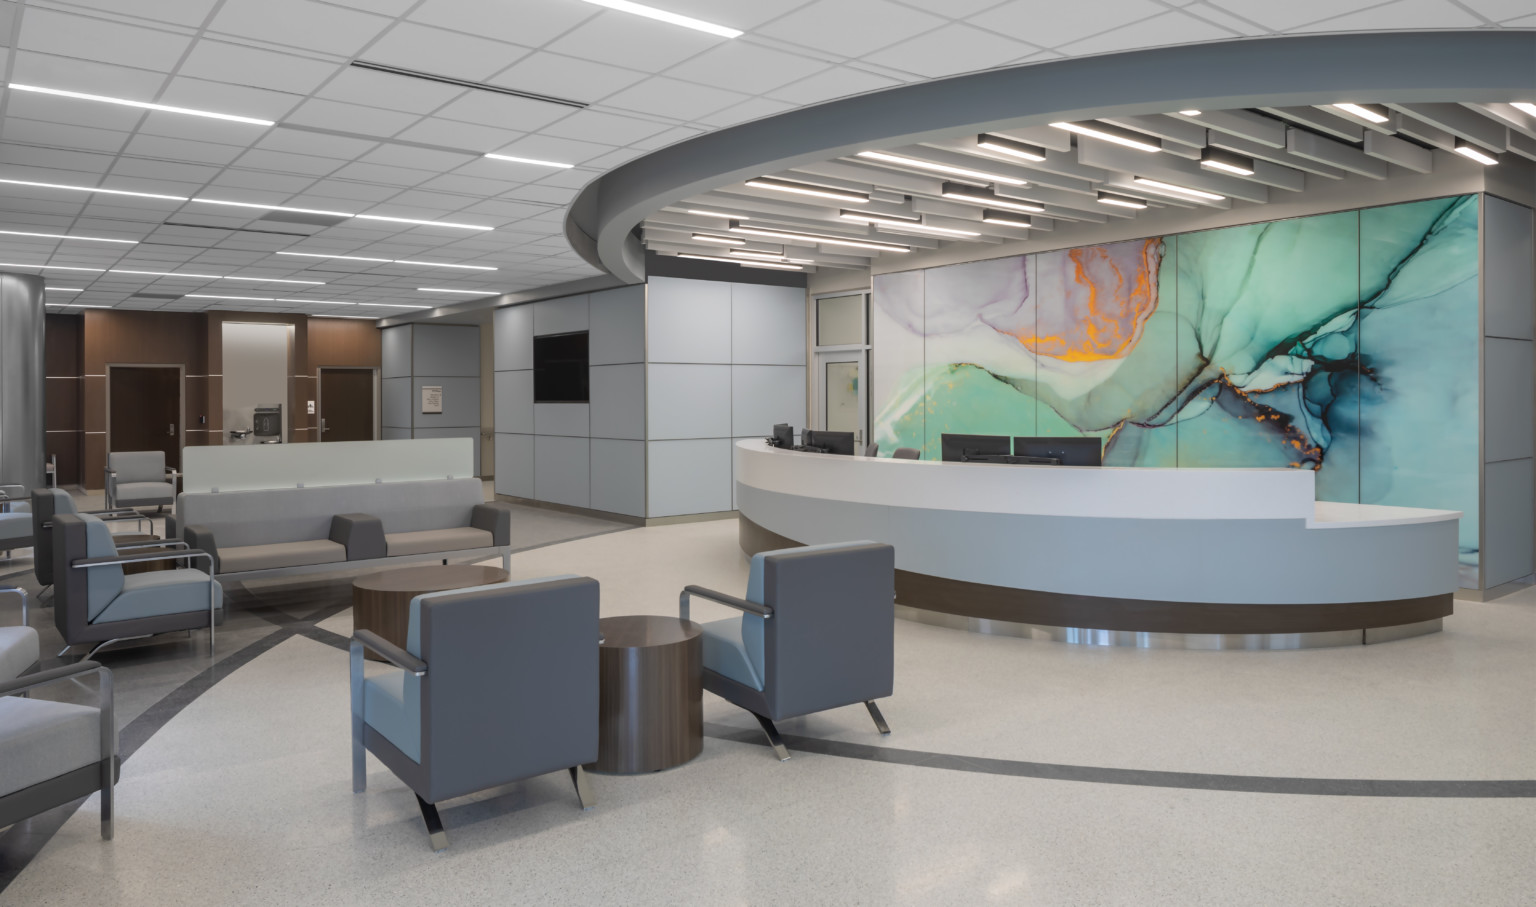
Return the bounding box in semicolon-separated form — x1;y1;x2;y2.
806;429;855;456
1013;436;1103;466
940;433;1011;462
771;423;794;448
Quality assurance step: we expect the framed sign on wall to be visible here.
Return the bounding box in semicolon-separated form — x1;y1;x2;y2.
421;386;443;414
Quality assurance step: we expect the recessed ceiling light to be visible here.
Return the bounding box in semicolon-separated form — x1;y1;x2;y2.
284;299;355;305
362;302;433;308
1513;102;1536;118
45;287;84;292
744;177;870;204
857;150;1028;185
1097;191;1148;209
277;251;497;270
976;134;1047;162
1453;140;1498;166
1331;102;1389;124
185;294;277;301
193;198;353;218
685;209;746;220
418;288;493;295
691;233;747;245
939;182;1046;213
0;262;104;272
1199;147;1255;176
728;223;910;252
0;177;187;201
47;303;112;309
7;83;275;126
839;211;980;237
1178;110;1202;117
110;269;325;284
575;0;742;38
677;253;801;270
484;153;574;169
1049;121;1162;153
1131;177;1225;201
0;229;137;244
980;211;1032;229
352;214;493;231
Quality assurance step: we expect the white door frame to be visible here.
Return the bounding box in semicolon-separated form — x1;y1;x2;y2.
810;289;872;447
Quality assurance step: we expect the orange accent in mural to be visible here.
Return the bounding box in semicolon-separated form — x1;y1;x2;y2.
1012;238;1162;362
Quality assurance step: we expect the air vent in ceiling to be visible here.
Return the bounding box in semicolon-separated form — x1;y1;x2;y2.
349;60;588;110
161;221;316;237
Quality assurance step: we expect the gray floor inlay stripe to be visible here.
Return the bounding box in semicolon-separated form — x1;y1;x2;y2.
702;723;1536;798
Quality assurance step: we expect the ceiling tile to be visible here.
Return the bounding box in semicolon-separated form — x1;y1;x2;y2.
360;21;530;81
408;0;600;48
696;97;799;128
328;161;439;188
3;118;131;155
50;0;221;27
489;51;649;104
18;7;194;72
8;51;169;98
626;125;705;151
124;133;246;166
543;12;725;71
110;156;223;184
1202;0;1392;31
207;0;393;56
663;42;831;96
600;77;749;121
1291;0;1485;30
391;117;527;152
484;134;616;166
756;0;947;57
255;129;381;161
1058;10;1236;55
135;110;275;148
158;76;306;121
431;92;573;133
766;66;902;105
970;0;1165;46
861;23;1034;78
313;67;465;115
206;169;318;194
3;88;151;133
361;144;478;172
283;99;419;139
1180;3;1271;35
178;40;341;96
233;148;346;177
1460;0;1529;20
540;109;672;145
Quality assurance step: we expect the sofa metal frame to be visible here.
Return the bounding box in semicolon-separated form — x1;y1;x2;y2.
0;661;118;840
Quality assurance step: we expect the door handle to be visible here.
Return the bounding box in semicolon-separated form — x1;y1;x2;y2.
168;423;176;437
321;418;329;433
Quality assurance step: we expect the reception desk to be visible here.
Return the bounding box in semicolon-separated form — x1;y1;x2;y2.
734;440;1461;648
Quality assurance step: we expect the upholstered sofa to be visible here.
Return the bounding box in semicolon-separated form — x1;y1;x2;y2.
174;478;514;580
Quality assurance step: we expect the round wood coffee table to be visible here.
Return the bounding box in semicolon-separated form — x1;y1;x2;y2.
590;615;703;774
352;564;508;661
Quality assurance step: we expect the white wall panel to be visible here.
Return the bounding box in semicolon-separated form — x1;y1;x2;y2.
412;324;480;377
1485;337;1535;463
494;304;533;371
647;364;731;439
412;376;480;428
732;283;807;365
494;432;534;499
534;402;590;437
382;376;412;430
591;438;645;517
732;365;807;437
411;427;481;476
381;325;412;378
589;364;645;440
535;435;589;508
589;284;646;365
647;438;732;517
647;276;730;363
1484;196;1535;341
533;293;589;336
494;369;533;434
1484;458;1535;586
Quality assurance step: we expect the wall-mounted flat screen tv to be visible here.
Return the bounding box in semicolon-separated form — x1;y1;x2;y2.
533;331;589;403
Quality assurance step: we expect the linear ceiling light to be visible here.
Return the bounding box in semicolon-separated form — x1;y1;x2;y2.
1097;191;1148;209
277;251;496;270
939;182;1046;213
418;288;492;295
1049;121;1162;153
313;314;378;319
744;177;870;203
1178;110;1202;116
728;223;909;252
1131;177;1225;201
976;134;1047;162
1331;102;1389;124
838;210;979;237
484;153;574;169
1513;102;1536;118
113;270;325;284
47;303;111;308
45;287;83;292
728;249;789;260
0;177;187;201
1199;147;1255;176
856;150;1027;185
8;83;275;126
677;253;801;270
1453;140;1498;165
691;233;746;245
349;61;587;109
686;209;747;220
185;294;277;301
981;211;1032;229
575;0;742;38
191;198;491;230
0;262;103;272
362;302;433;309
0;229;136;243
352;214;492;231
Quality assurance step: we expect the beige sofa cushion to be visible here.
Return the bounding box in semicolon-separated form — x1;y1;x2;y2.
385;527;494;557
219;539;347;573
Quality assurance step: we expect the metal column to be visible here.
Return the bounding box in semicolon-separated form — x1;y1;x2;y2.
0;272;46;489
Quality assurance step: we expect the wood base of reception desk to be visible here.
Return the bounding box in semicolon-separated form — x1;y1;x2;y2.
740;516;1452;648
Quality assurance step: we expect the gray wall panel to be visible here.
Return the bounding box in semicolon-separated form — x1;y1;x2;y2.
534;402;590;437
1484;337;1535;463
732;283;807;365
1484;195;1535;340
382;376;412;430
648;439;732;517
382;427;411;441
591;438;645;517
381;325;412;378
494;432;534;499
647;276;730;363
494;304;533;371
412;377;480;428
412;324;480;377
647;364;731;440
494;370;533;435
535;435;590;508
411;427;481;476
589;285;646;365
1483;458;1535;586
534;294;589;336
590;364;645;440
732;365;807;437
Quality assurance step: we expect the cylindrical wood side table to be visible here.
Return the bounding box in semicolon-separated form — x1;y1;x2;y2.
590;615;703;774
351;564;509;662
112;534;172;575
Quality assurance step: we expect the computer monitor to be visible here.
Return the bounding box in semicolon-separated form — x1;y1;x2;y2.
940;433;1011;462
806;430;855;456
1013;436;1103;466
770;423;794;448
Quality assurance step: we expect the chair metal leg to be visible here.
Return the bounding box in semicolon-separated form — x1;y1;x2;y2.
351;718;366;793
865;700;891;735
417;795;448;852
58;644;74;658
84;635;151;659
99;758;114;841
569;765;595;810
752;712;791;761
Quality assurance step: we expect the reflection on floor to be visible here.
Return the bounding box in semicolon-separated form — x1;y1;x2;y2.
1;502;1533;905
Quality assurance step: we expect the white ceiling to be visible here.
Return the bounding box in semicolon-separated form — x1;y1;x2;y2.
0;0;1526;317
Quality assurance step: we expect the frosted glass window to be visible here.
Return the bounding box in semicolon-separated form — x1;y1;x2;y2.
825;361;860;433
817;294;865;346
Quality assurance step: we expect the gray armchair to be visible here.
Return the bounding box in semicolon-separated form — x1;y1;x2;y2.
52;514;223;659
106;451;178;511
1;484;32;557
0;587;38;682
32;488;151;591
351;575;601;851
681;541;896;761
0;660;117;840
892;447;921;459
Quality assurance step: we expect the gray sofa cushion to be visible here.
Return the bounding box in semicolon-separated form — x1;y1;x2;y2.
0;626;40;682
92;570;224;624
0;698;102;798
384;527;493;557
363;671;420;762
0;513;30;548
219;539;347;573
115;481;175;506
109;451;165;484
83;516;125;621
699;617;764;691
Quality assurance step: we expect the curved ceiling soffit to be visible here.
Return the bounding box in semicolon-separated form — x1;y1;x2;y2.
564;29;1536;285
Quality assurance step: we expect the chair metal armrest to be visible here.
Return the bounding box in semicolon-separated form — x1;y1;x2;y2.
73;549;212;569
0;661;115;762
351;630;427;676
116;539;187;551
679;585;773;622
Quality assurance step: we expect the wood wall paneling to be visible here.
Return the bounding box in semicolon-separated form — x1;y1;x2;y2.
44;314;84;485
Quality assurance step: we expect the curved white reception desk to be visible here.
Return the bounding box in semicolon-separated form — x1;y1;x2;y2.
734;440;1461;648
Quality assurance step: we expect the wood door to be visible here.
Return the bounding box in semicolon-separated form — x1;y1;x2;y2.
108;366;182;469
319;368;375;442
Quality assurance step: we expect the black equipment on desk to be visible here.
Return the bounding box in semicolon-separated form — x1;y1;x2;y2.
1013;436;1103;467
768;423;795;449
940;433;1010;463
800;430;855;456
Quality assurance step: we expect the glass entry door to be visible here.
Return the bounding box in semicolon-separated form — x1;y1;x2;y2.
816;351;866;447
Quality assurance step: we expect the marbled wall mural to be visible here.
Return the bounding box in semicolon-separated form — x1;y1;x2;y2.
871;195;1481;577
